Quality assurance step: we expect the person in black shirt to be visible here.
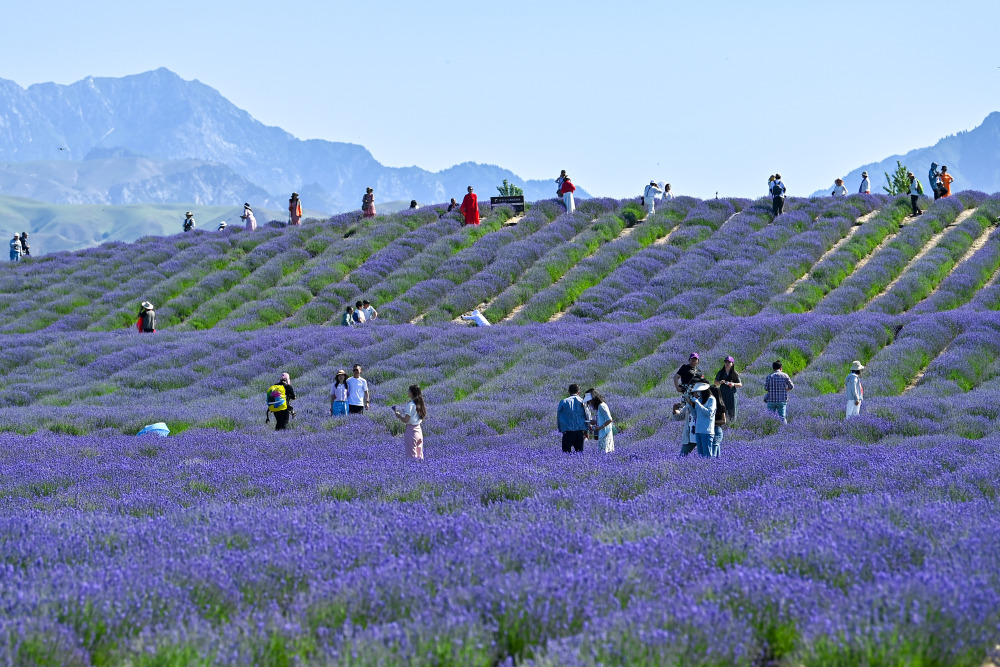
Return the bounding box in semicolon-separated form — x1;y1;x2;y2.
714;356;743;422
673;353;702;392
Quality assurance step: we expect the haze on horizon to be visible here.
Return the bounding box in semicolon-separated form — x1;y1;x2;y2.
1;0;998;200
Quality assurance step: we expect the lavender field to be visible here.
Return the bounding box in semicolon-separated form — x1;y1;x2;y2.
2;193;1000;665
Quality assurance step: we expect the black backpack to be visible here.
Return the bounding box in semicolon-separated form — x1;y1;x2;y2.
771;182;784;197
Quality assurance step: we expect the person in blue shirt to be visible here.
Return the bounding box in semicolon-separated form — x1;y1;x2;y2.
557;384;589;453
770;174;786;216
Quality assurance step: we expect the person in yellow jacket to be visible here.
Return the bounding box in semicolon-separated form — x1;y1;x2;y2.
289;193;303;226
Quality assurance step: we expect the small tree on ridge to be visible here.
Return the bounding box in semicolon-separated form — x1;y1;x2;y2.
883;160;911;195
497;179;523;197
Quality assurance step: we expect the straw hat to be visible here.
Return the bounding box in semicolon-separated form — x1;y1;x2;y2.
850;360;865;371
141;301;154;310
335;369;347;377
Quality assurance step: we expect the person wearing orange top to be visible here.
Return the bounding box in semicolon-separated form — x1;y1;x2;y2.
460;186;480;225
939;166;954;198
289;192;303;225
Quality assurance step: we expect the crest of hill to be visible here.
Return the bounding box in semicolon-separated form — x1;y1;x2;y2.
0;69;584;214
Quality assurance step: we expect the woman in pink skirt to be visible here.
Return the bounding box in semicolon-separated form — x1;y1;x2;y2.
362;187;376;218
393;384;426;460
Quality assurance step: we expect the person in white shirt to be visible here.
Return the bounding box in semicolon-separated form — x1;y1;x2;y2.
392;384;426;459
346;364;370;414
845;361;864;418
661;183;674;201
859;171;871;195
832;178;848;197
461;309;491;327
352;301;367;324
361;300;378;321
330;369;350;416
643;180;662;217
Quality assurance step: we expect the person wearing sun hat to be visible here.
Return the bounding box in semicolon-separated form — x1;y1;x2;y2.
689;381;717;458
330;369;350;416
241;203;257;231
183;212;196;232
137;301;156;333
714;356;743;422
845;360;865;419
859;171;871;195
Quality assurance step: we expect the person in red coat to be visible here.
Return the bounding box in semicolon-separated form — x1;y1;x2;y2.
460;186;480;225
560;176;576;213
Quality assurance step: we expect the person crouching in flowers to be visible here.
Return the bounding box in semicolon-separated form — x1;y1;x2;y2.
585;388;614;453
393;385;426;460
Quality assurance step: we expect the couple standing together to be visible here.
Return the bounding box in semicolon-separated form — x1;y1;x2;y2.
556;384;614;453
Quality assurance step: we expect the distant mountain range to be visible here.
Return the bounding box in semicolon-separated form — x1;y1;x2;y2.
812;112;1000;196
0;68;575;217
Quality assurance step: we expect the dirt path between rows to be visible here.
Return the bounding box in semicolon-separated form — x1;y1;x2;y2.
784;209;880;294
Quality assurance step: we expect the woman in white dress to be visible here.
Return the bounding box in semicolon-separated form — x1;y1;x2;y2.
241;203;257;231
392;384;426;460
586;388;614;453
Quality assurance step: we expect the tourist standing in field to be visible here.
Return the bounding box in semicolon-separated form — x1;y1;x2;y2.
447;198;459;213
586;388;615;453
241;203;257;231
353;301;367;324
708;384;726;457
393;384;426;460
341;306;355;326
461;309;491;326
9;234;21;261
767;175;776;197
137;301;156;333
556;169;567;196
557;384;588;453
673;399;697;456
362;300;378;321
690;382;717;458
643;180;662;217
770;174;786;216
673;353;702;392
362;188;376;218
764;360;794;424
859;171;871;194
662;183;674;201
460;186;480;226
289;193;303;225
560;176;577;214
218;220;228;231
832;179;848;197
183;212;196;232
940;166;954;198
266;372;296;431
929;163;943;200
331;369;350;416
845;360;864;418
908;173;923;217
18;232;29;257
347;364;370;414
714;356;742;422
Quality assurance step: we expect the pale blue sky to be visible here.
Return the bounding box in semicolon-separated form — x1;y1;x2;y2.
1;0;998;198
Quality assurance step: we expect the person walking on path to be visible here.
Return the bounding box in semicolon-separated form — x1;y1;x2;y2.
331;369;350;416
845;360;864;418
341;306;355;326
557;384;589;453
352;301;367;324
183;212;196;232
461;309;491;326
560;176;577;214
362;188;376;218
940;166;954;198
393;384;426;460
361;300;378;321
9;234;21;261
673;353;702;392
346;364;370;414
714;356;742;422
859;171;871;195
137;301;156;333
770;174;786;216
241;203;257;231
288;193;303;225
832;179;848;197
643;180;663;217
460;186;480;226
908;172;923;217
929;163;943;200
585;388;615;453
266;372;296;431
764;360;794;424
690;382;717;458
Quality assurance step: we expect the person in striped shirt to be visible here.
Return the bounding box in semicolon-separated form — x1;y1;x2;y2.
764;360;794;424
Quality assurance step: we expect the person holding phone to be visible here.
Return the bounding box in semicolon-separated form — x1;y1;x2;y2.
392;384;426;459
714;356;742;422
